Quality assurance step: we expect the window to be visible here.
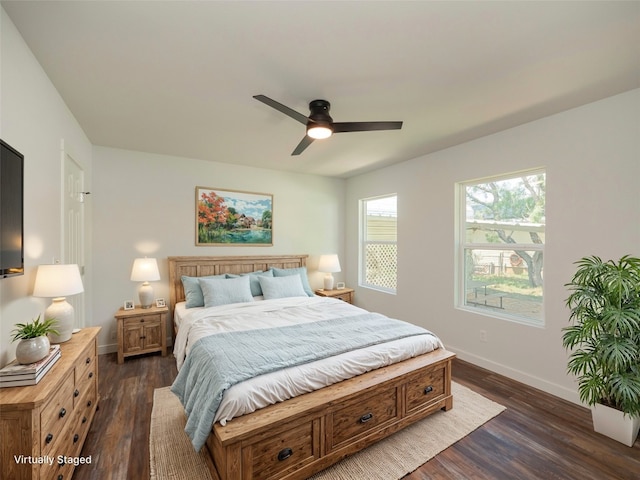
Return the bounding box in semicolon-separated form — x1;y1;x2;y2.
360;194;397;293
457;170;545;325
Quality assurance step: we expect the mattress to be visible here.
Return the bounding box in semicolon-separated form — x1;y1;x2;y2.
173;296;443;425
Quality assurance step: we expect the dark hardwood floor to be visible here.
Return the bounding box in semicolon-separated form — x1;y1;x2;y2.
74;352;638;480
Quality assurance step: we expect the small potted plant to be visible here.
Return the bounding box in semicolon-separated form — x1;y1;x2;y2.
11;315;59;365
562;255;640;446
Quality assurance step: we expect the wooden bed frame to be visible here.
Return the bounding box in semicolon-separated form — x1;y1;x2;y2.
168;255;455;480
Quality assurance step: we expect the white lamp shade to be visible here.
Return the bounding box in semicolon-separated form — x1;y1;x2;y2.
130;258;160;282
318;254;341;273
33;264;84;298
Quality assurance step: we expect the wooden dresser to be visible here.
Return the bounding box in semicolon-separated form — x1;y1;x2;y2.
0;327;100;480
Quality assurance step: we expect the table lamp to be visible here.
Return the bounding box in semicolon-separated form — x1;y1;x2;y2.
130;257;160;308
318;254;341;290
33;264;84;343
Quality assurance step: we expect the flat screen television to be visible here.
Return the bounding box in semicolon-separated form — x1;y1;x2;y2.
0;139;24;278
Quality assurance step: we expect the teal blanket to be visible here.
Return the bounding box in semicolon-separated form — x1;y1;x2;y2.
171;312;434;451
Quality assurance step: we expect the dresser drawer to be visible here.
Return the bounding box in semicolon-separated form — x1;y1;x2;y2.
75;342;96;386
405;364;446;414
246;420;320;480
40;373;75;456
331;386;398;448
40;455;74;480
74;352;97;409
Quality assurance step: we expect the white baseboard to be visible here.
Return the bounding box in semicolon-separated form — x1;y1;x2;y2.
448;345;581;407
98;343;118;356
97;337;173;357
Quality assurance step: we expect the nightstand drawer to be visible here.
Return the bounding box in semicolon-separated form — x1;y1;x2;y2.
123;313;161;327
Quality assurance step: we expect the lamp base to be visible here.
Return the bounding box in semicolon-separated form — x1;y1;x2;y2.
46;297;75;343
323;274;335;290
139;282;154;308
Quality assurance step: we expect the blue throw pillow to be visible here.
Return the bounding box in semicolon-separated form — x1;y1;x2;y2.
271;266;314;296
181;274;227;308
258;275;308;300
226;270;274;297
198;275;254;308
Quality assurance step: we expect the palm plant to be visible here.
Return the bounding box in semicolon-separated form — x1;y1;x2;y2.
562;255;640;417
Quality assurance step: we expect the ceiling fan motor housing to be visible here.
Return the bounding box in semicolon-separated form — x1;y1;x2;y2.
308;100;333;125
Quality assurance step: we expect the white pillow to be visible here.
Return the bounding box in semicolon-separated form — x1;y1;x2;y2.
258;274;308;300
198;275;253;307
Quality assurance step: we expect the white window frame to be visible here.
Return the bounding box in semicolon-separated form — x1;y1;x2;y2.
359;194;397;294
456;169;545;326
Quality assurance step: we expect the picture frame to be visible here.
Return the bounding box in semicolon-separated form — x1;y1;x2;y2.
336;282;346;289
124;300;135;310
196;187;273;246
155;298;166;308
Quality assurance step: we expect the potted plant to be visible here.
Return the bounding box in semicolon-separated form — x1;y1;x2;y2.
562;255;640;447
11;315;59;365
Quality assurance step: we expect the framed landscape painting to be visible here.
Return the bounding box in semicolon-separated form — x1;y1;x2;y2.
196;187;273;246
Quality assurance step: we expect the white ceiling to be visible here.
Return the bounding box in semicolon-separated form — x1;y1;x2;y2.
3;1;639;178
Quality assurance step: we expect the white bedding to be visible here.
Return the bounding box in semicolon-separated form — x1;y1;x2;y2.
173;296;443;425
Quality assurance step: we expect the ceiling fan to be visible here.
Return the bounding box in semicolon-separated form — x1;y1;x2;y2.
253;95;403;155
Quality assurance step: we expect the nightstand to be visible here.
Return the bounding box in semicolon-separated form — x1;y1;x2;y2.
315;287;354;304
115;305;168;364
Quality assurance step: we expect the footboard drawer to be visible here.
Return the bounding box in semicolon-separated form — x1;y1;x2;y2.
330;386;398;448
405;364;446;414
243;419;321;480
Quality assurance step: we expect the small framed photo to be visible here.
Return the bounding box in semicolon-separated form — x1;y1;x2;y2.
156;298;166;308
336;282;346;289
124;300;135;310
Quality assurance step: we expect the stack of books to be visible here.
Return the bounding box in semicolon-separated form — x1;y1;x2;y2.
0;345;61;388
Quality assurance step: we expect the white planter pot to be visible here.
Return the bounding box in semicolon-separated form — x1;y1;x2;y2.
591;403;640;447
15;336;51;365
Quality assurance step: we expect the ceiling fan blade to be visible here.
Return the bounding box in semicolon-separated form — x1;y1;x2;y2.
253;95;309;125
332;121;403;133
291;135;315;156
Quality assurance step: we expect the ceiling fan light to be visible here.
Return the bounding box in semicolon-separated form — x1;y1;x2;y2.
307;125;333;139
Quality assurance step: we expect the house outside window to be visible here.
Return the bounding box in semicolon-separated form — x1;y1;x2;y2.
457;170;545;325
360;194;397;293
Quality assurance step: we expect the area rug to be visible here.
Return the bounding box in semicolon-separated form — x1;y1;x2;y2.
150;382;505;480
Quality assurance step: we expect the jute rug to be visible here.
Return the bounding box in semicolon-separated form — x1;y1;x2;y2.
150;382;505;480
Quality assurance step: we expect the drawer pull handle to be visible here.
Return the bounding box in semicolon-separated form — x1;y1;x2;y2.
46;433;54;443
277;448;293;461
424;386;434;395
360;412;374;423
82;416;88;424
59;408;67;418
86;357;91;364
87;400;92;407
58;475;64;480
74;389;80;397
88;372;94;378
73;433;80;443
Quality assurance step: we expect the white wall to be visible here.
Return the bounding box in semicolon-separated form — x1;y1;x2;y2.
345;89;640;405
91;147;345;352
0;8;93;365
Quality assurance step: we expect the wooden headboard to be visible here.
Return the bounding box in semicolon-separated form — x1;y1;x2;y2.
167;255;308;308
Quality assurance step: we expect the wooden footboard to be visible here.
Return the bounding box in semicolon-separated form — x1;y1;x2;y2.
207;348;455;480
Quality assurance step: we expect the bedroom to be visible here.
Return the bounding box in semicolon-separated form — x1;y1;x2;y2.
1;1;639;479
